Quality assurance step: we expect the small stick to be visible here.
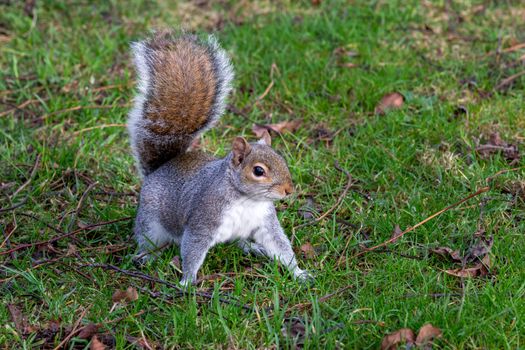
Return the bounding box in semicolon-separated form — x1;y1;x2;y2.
15;212;65;234
294;161;353;230
354;186;490;257
37;103;131;122
70;123;127;136
495;70;525;90
67;181;98;231
52;306;91;350
10;154;41;200
0;199;27;213
0;217;132;256
485;166;524;183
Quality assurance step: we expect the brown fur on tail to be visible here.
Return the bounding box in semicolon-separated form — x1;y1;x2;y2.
128;31;234;176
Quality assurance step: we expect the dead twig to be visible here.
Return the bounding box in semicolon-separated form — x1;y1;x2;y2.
495;70;525;91
0;98;48;118
485;166;524;183
10;154;41;200
36;103;131;122
294;161;353;230
52;305;91;350
0;216;132;256
67;181;98;231
70;123;127;137
355;186;490;257
0;199;27;213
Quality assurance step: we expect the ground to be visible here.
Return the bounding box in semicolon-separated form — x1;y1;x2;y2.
1;0;524;349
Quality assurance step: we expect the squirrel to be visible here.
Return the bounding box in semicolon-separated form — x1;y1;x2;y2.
127;30;312;285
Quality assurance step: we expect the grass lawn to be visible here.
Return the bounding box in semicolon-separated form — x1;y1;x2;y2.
1;0;524;348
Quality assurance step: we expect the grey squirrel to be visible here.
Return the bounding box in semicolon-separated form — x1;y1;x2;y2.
127;30;312;285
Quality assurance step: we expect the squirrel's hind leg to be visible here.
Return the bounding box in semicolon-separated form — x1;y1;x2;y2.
237;239;267;257
133;215;174;264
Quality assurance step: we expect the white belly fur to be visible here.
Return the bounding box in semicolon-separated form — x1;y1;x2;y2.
214;198;273;244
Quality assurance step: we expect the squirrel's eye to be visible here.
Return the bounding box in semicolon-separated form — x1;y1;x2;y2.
253;166;265;177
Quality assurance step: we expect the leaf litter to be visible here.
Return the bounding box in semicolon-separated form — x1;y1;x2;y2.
475;131;520;164
381;323;442;350
252;119;302;138
375;92;404;115
430;228;494;278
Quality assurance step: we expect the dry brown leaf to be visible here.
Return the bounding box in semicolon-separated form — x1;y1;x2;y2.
333;47;359;58
78;323;100;339
416;323;442;346
375;92;404;115
252;119;302;138
339;62;357;68
390;225;403;243
463;233;493;264
112;286;139;303
476;132;520;163
430;247;462;262
381;328;416;350
7;304;30;335
300;242;316;259
90;335;106;350
444;255;491;278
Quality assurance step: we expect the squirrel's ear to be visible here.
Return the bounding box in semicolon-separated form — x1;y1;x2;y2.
232;137;251;166
257;130;272;147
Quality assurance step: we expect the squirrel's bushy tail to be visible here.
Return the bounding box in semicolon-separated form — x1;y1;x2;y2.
128;30;234;176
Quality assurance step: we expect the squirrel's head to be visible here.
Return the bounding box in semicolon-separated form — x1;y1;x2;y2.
229;132;293;201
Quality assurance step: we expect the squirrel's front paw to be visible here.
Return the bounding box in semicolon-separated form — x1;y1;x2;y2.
179;276;195;288
294;269;315;285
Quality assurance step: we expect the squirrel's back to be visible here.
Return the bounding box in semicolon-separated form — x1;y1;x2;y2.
128;30;234;176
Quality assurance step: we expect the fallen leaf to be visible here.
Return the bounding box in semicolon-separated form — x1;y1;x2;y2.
390;225;403;243
300;242;316;259
78;323;99;339
339;62;357;68
252;119;302;138
112;286;139;303
375;92;404;115
381;328;416;350
444;255;491;278
476;132;520;163
8;304;29;335
333;47;359;58
90;335;106;350
463;232;493;264
430;247;462;262
416;323;442;346
66;243;78;256
311;124;336;145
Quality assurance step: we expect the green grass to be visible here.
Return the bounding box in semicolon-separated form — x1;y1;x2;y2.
1;0;524;348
